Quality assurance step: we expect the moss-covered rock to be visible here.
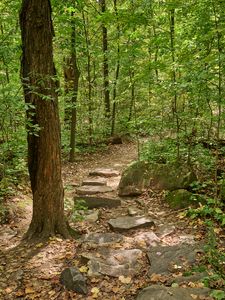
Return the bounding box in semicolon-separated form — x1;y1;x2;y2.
118;161;151;196
118;161;197;196
165;189;194;209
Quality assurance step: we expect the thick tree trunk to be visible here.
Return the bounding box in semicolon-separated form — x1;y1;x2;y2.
20;0;70;240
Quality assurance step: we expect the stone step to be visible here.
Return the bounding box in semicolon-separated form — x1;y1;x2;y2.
74;196;121;209
82;178;107;186
76;185;113;195
108;216;155;232
89;168;120;178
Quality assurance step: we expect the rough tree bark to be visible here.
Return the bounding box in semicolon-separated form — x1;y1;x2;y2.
111;0;120;136
100;0;110;120
20;0;71;240
63;13;80;163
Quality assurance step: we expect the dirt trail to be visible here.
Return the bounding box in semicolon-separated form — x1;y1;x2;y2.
0;142;210;300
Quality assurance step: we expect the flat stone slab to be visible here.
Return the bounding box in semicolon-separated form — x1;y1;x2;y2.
156;224;176;238
108;216;155;232
76;185;113;195
168;272;208;285
136;285;211;300
82;178;107;186
81;248;143;277
89;168;120;177
133;231;160;247
81;232;123;246
147;244;204;275
74;196;121;209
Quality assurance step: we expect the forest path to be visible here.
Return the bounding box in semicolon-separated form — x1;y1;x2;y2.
0;141;211;300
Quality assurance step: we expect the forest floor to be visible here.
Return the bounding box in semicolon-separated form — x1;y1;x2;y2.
0;141;223;300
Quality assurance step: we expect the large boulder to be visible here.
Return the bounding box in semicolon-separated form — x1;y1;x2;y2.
118;161;196;196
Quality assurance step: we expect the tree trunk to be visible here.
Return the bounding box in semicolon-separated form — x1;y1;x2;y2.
100;0;110;120
111;0;120;136
20;0;70;240
69;15;80;162
82;9;93;145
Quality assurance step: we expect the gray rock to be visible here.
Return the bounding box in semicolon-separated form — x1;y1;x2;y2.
89;168;120;177
85;210;100;222
118;161;196;196
133;231;160;247
147;244;203;275
74;196;121;209
82;178;107;186
168;272;208;285
136;285;211;300
81;232;123;246
165;189;194;209
108;216;155;232
82;248;143;277
60;267;87;294
179;234;196;245
76;185;113;195
156;224;176;238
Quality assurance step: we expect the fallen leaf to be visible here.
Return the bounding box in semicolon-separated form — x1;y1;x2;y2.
25;287;35;294
91;287;100;298
150;273;162;282
5;287;13;294
16;290;24;297
79;265;88;273
112;286;120;293
118;275;132;284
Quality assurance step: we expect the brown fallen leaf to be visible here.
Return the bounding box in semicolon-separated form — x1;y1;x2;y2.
5;287;13;294
25;287;35;294
119;275;132;284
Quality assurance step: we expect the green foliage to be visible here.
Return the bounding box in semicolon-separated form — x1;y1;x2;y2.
141;138;178;163
187;198;225;226
0;202;9;224
210;290;225;300
71;199;88;222
65;198;88;222
203;221;225;278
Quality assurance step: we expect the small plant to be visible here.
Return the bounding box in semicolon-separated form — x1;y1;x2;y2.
65;198;88;222
141;138;178;163
187;198;225;226
0;203;9;224
202;222;225;280
210;290;225;300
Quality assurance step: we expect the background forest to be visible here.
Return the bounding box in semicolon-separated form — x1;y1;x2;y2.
1;1;225;214
1;0;225;201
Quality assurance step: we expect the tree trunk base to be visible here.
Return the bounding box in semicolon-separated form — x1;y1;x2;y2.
23;220;78;241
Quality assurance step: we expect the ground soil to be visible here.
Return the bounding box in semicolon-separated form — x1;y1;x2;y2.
0;142;221;300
